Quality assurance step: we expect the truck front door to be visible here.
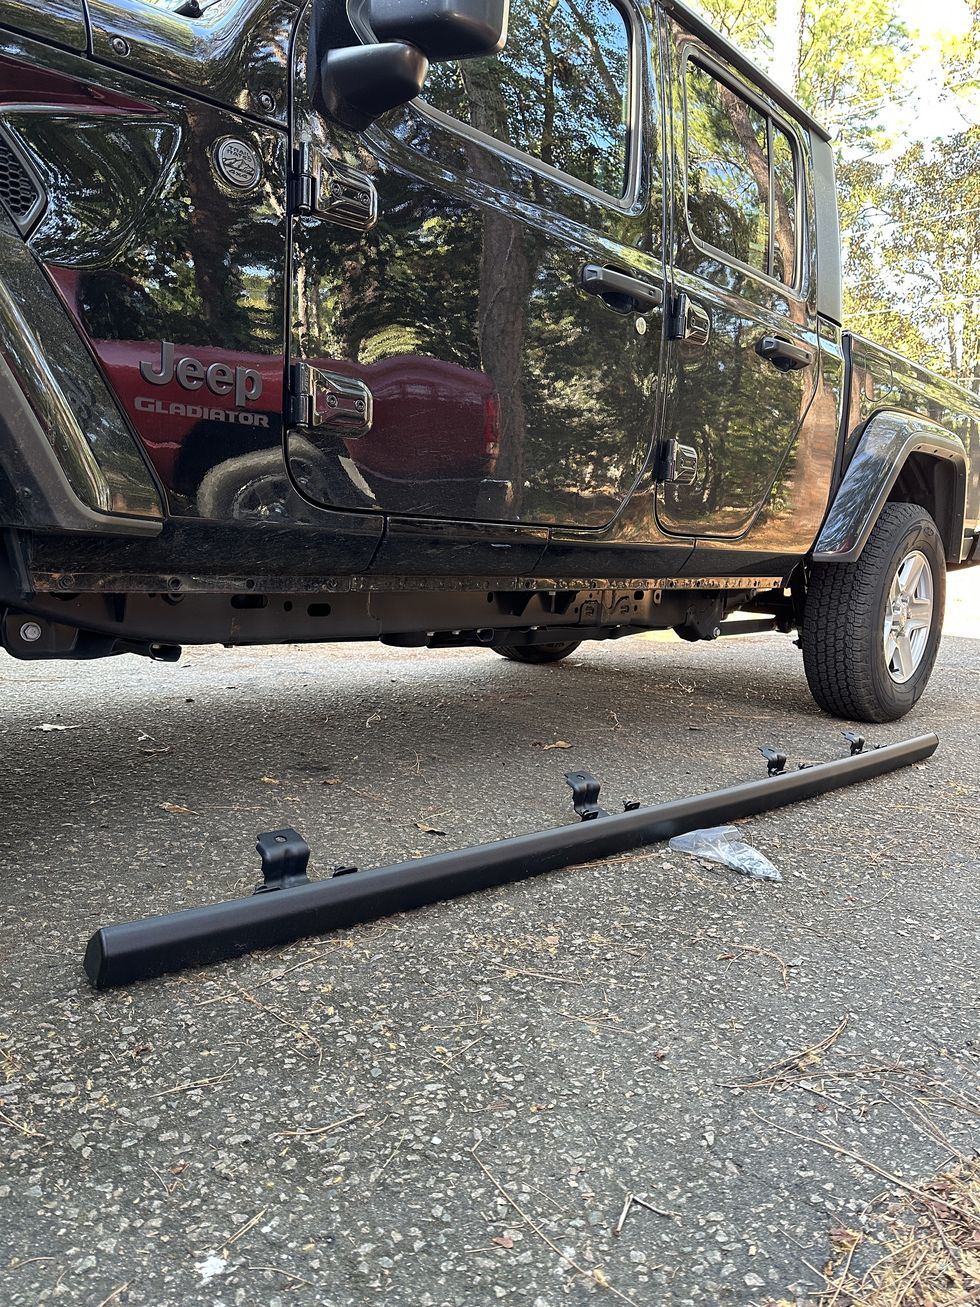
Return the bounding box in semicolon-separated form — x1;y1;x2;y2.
658;18;819;539
286;0;666;530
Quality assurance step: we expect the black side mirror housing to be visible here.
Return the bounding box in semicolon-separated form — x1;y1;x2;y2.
367;0;509;60
312;0;509;132
319;42;429;132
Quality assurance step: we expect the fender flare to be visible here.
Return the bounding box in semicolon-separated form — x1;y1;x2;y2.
0;211;162;535
812;411;968;564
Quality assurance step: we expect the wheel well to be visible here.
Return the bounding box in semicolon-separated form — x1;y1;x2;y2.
172;419;275;497
887;452;960;561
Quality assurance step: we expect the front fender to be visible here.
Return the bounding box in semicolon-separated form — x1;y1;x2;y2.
0;211;163;534
813;411;968;564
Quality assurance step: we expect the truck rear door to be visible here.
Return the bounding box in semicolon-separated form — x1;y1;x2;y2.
657;14;819;539
286;0;666;530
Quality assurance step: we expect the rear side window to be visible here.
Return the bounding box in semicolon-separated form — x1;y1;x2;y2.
771;124;798;284
684;60;800;286
421;0;632;198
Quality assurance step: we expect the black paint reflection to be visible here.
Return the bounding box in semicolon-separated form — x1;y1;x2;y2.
288;0;664;528
659;26;817;539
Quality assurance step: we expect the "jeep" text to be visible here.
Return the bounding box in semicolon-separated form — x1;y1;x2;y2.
139;340;262;407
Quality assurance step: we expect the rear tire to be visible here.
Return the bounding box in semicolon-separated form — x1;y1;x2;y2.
490;640;582;664
802;502;946;723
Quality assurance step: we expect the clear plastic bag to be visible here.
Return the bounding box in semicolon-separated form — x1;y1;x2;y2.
668;825;781;882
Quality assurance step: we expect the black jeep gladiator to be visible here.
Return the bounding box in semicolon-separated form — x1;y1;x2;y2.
0;0;977;723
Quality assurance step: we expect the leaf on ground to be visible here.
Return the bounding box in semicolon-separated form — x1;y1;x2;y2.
414;822;446;836
533;740;573;750
321;778;342;786
260;776;281;785
158;802;196;816
828;1225;863;1251
491;1235;514;1249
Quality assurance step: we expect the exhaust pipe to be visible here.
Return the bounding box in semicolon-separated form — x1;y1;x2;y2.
84;734;939;989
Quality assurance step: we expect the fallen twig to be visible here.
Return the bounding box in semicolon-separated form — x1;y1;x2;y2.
148;1066;234;1098
717;943;789;988
632;1195;681;1220
276;1112;366;1140
748;1110;976;1222
725;1014;849;1089
223;1207;267;1251
230;983;323;1064
371;1129;408;1184
612;1194;633;1237
247;1264;318;1288
94;1285;129;1307
470;1146;637;1304
0;1108;43;1138
548;1008;634;1036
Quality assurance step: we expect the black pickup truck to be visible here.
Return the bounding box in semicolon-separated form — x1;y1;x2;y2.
0;0;977;722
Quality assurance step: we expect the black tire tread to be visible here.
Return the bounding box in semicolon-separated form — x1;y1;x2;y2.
491;641;582;665
802;502;944;722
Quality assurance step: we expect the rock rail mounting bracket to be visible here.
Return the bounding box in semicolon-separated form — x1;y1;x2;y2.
253;828;311;894
83;733;940;989
565;770;609;821
565;770;640;820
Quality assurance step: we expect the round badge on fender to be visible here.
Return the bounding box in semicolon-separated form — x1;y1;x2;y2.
213;137;262;190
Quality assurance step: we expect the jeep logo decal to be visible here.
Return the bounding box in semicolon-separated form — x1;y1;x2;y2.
139;341;262;407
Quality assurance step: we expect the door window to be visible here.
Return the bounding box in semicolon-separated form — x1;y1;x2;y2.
683;60;800;286
421;0;632;198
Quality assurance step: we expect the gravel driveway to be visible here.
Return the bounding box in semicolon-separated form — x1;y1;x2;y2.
1;571;978;1306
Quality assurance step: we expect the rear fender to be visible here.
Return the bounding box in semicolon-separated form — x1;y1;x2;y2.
813;411;968;565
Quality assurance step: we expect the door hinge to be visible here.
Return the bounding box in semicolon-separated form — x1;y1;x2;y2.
655;438;699;485
669;292;711;345
291;140;378;232
289;361;373;438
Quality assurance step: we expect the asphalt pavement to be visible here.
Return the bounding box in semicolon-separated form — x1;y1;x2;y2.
1;572;978;1307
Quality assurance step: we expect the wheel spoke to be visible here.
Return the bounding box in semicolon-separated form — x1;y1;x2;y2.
900;554;926;599
894;632;916;680
884;630;900;669
882;548;936;684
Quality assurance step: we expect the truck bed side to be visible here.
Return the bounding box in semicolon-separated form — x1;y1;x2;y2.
844;333;980;554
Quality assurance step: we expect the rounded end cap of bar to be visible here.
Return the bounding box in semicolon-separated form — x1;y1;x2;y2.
83;930;110;989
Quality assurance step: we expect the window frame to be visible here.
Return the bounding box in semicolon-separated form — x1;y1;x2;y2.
411;0;646;210
679;47;805;296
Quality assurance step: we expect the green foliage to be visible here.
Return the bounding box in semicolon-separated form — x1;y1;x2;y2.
854;129;980;392
686;0;914;152
689;0;980;393
941;0;980;106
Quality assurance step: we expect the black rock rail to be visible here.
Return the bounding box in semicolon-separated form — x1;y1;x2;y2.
84;734;939;989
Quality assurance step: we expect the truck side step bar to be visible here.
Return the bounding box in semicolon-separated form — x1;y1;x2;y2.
83;734;939;989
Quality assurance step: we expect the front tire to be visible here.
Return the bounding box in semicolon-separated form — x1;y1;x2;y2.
490;640;582;664
802;502;946;722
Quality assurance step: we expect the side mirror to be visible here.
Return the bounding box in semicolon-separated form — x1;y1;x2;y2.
313;0;509;132
319;43;430;133
367;0;509;61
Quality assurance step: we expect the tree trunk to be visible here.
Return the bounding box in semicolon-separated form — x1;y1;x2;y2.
460;61;537;502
